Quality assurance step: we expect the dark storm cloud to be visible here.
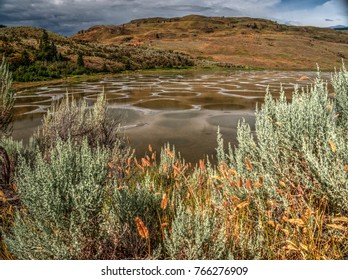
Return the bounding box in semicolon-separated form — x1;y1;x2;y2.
0;0;132;34
0;0;346;35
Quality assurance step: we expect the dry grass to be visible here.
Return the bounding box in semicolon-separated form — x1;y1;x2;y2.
0;199;15;260
73;15;348;71
102;143;348;260
1;143;347;259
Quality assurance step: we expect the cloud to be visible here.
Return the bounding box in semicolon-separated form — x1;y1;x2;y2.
272;0;347;27
0;0;346;35
325;18;334;21
157;5;212;12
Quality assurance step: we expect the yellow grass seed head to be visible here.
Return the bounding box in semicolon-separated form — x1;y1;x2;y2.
279;181;286;188
332;216;348;223
135;217;149;239
212;175;222;182
237;178;243;188
327;224;346;231
230;195;240;204
287;218;305;227
298;75;310;81
276;223;281;231
286;240;298;251
287;240;299;250
236;201;249;209
329;140;336;153
141;157;150;167
228;168;237;177
166;148;175;159
172;164;181;177
199;159;205;171
267;200;277;209
246;178;251;190
268;220;276;228
305;208;313;218
299;243;308;252
161;193;168;210
186;191;191;200
253;181;263;188
245;157;252;171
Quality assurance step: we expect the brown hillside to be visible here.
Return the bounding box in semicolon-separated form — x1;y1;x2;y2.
72;15;348;70
0;26;194;77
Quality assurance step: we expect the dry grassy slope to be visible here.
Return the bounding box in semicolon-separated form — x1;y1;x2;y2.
0;26;98;69
0;26;81;63
72;15;348;70
0;26;111;71
0;26;194;73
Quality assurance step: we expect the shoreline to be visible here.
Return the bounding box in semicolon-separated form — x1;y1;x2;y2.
12;64;333;92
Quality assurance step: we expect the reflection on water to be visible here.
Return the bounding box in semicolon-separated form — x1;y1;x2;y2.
13;70;329;163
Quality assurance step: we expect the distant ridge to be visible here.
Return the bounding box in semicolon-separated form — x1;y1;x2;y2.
72;15;348;70
0;15;347;74
329;25;348;30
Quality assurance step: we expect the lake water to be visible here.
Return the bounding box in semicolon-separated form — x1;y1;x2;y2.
12;70;329;163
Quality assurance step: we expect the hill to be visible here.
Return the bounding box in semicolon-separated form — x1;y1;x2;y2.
0;26;194;82
72;15;348;70
329;25;348;30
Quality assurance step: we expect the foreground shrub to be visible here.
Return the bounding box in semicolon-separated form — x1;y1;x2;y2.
217;70;348;215
0;57;16;259
2;92;133;259
164;205;227;260
104;183;163;259
0;57;15;137
34;94;121;151
4;139;109;259
212;66;348;259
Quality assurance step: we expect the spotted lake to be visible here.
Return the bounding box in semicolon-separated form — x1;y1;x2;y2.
13;70;329;163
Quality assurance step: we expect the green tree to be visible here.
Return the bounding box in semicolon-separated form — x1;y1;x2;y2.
37;30;59;62
49;42;58;61
20;50;31;66
77;52;84;67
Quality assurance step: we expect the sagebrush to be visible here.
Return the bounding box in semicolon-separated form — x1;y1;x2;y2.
1;63;348;260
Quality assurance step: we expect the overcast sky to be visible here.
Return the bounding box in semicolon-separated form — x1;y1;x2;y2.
0;0;347;35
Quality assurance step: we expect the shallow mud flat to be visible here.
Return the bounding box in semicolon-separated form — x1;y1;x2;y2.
13;70;329;163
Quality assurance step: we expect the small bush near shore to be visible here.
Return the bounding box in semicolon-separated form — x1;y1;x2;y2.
34;94;122;150
1;63;347;260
